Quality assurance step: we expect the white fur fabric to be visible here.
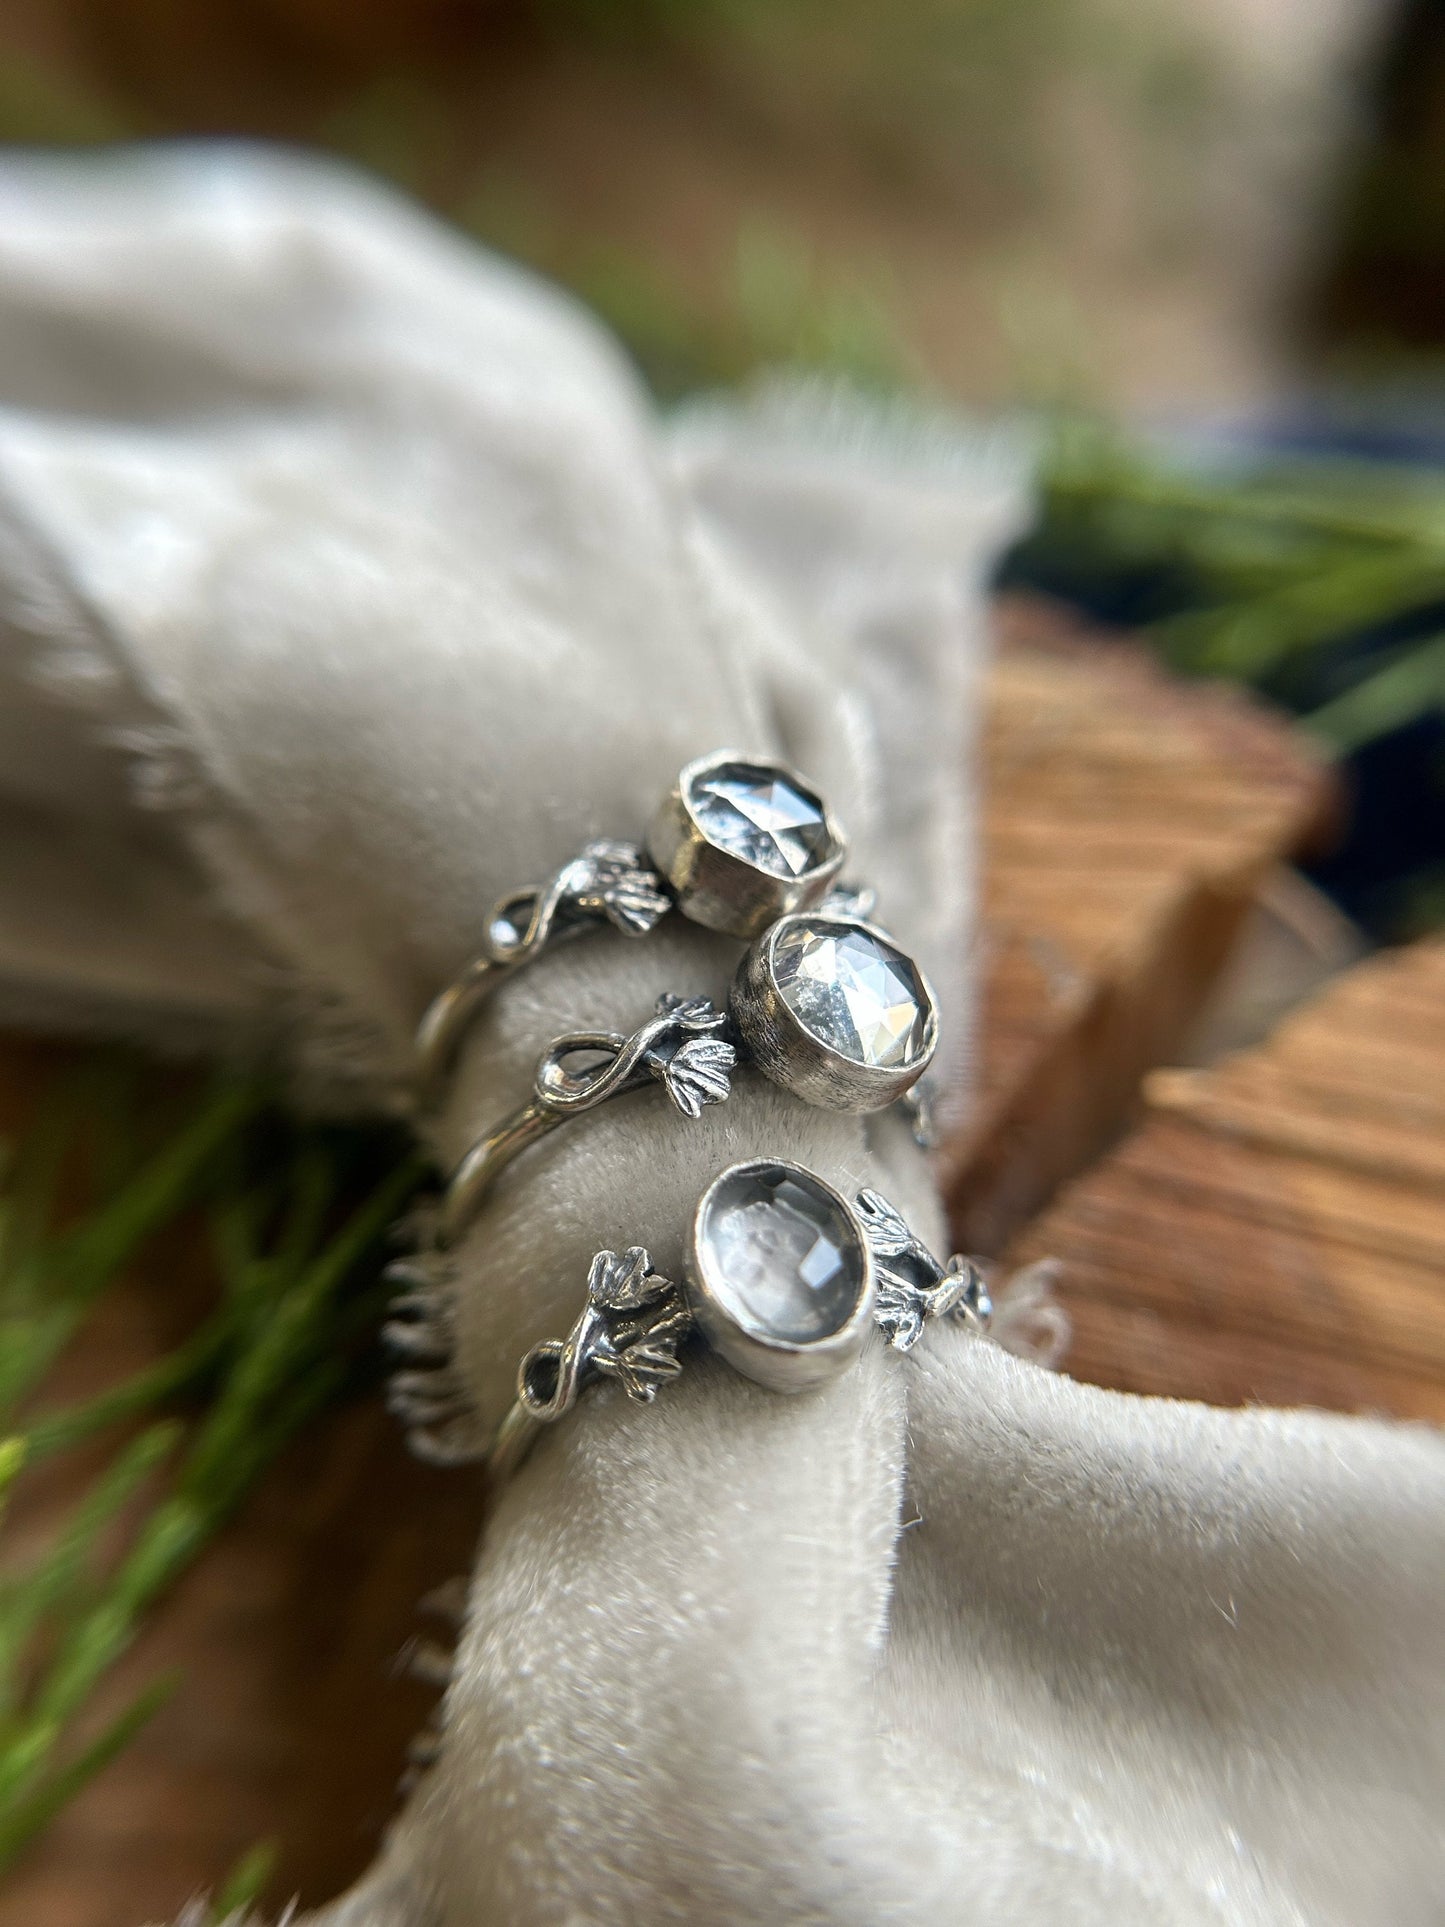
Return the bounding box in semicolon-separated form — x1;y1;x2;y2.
0;147;1440;1927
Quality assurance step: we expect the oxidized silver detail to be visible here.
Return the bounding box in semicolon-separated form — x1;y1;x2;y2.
853;1189;992;1351
489;1247;694;1485
492;839;671;961
416;753;856;1102
535;993;735;1119
519;1248;693;1421
484;1162;1001;1489
415;839;670;1094
439;995;735;1246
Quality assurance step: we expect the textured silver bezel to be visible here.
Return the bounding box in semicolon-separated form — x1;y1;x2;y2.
729;913;939;1113
645;749;846;938
683;1159;875;1393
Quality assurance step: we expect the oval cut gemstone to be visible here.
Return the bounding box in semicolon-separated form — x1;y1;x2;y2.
772;919;930;1069
695;1164;865;1344
688;760;833;878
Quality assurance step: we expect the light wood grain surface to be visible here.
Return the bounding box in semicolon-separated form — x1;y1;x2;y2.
1011;936;1445;1420
943;596;1338;1252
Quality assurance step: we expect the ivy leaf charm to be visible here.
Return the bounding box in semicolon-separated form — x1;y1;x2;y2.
662;1036;736;1118
856;1189;992;1348
587;1246;670;1312
576;841;671;938
610;1299;694;1402
603;876;672;937
655;992;728;1032
525;1251;694;1424
854;1188;915;1259
874;1284;927;1353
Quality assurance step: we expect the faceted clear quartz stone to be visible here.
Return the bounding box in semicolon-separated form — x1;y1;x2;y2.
772;919;930;1069
697;1165;866;1344
688;761;834;879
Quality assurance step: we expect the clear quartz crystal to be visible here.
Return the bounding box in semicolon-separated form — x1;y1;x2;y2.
689;762;833;878
698;1166;864;1344
772;920;928;1068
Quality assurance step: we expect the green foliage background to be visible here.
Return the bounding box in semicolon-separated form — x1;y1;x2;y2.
0;1063;419;1909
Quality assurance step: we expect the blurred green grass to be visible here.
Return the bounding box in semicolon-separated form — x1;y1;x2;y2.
0;1061;421;1890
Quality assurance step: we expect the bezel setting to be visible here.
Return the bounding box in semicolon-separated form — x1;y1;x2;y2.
684;1159;875;1393
729;912;939;1113
646;749;846;938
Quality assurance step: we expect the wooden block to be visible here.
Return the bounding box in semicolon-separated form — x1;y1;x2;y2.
942;595;1337;1254
1006;937;1445;1420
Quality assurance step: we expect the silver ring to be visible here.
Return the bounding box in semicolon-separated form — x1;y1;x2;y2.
438;994;736;1246
414;748;850;1096
439;908;939;1246
489;1159;990;1485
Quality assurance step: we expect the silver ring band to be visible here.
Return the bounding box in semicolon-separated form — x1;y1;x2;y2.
439;995;735;1246
415;840;673;1095
439;901;941;1248
488;1160;990;1485
414;749;853;1099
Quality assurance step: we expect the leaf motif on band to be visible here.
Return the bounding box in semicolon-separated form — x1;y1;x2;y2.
604;1300;694;1403
874;1284;927;1353
587;1246;670;1312
854;1188;915;1258
662;1036;736;1118
857;1189;993;1350
655;992;728;1032
520;1252;693;1423
575;841;671;937
600;873;672;936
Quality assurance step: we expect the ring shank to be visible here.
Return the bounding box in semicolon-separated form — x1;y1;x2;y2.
440;1101;561;1246
488;1400;543;1485
415;958;505;1098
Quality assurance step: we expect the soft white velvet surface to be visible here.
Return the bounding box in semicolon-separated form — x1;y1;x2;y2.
0;148;1439;1927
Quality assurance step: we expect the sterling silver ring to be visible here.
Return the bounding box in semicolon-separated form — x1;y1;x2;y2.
438;913;939;1246
438;993;736;1247
415;748;851;1095
488;1159;990;1485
